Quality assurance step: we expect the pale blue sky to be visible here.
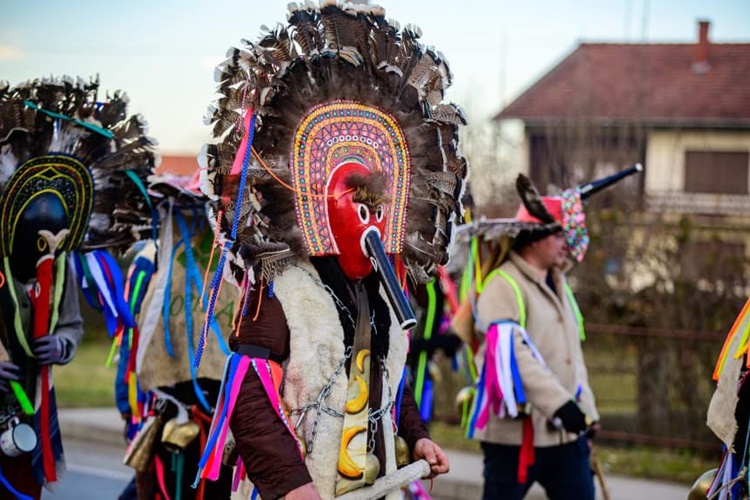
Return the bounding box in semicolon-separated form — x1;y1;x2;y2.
1;0;748;155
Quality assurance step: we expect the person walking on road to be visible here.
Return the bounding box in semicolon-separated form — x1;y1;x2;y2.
0;77;157;500
455;167;641;500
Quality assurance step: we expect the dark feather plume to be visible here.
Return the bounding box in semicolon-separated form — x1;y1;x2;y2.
0;76;159;254
516;173;555;224
201;3;469;284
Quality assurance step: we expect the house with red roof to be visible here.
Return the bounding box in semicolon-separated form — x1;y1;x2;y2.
158;154;199;177
495;21;750;217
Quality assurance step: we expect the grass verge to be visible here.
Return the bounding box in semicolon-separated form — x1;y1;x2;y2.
54;339;116;408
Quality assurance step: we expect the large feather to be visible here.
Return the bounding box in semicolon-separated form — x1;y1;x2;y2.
516;173;555;224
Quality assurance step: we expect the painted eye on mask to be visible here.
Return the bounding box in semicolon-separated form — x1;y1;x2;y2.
37;236;48;252
374;205;384;223
358;204;370;224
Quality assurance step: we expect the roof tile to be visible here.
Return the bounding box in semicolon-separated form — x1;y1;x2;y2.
496;43;750;125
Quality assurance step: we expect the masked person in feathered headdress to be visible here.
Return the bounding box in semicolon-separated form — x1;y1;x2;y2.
453;166;641;500
191;3;469;499
125;174;235;500
75;170;237;500
0;77;157;499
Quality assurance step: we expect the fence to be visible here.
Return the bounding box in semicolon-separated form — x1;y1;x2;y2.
584;322;724;452
430;322;727;454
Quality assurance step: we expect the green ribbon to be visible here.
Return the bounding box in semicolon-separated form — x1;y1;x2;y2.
23;100;114;139
10;381;34;415
3;257;33;358
414;279;437;409
563;282;585;341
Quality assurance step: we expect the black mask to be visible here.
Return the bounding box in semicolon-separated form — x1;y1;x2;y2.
10;192;69;283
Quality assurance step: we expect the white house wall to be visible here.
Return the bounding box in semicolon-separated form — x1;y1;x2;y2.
645;129;750;193
645;129;750;215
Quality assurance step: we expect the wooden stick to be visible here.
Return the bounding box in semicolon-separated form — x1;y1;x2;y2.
336;460;431;500
590;447;611;500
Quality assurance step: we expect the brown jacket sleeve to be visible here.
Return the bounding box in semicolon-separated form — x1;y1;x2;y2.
230;368;312;499
229;285;312;499
397;379;430;451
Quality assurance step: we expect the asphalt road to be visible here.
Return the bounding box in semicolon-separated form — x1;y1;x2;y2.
39;437;691;500
41;440;131;500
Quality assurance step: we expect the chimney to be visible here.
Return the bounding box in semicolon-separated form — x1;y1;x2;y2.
692;20;711;74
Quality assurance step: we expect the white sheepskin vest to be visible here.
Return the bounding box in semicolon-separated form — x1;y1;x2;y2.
271;261;408;500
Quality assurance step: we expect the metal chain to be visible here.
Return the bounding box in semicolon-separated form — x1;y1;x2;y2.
367;357;395;452
289;345;352;454
293;265;356;330
283;269;400;456
368;413;378;453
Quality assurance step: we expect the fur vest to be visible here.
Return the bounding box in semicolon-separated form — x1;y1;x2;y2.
272;261;408;500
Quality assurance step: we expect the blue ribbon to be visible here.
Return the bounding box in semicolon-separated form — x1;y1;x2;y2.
96;250;136;334
193;354;237;488
71;252;101;311
510;336;526;405
419;378;434;423
162;240;184;358
196;112;256;369
175;212;223;411
467;362;486;439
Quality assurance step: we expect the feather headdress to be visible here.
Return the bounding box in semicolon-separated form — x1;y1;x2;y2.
201;1;469;284
0;76;159;490
0;76;159;255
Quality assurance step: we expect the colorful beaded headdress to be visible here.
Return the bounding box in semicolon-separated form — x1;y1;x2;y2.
200;2;469;284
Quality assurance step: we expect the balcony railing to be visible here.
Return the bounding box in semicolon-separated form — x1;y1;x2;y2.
646;192;750;216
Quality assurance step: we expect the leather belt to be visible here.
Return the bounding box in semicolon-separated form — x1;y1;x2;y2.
234;343;285;364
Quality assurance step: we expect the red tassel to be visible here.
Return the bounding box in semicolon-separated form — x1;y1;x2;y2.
517;417;535;484
30;254;56;482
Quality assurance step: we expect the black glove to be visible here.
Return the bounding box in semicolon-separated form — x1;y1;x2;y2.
33;336;70;365
439;333;464;358
0;361;21;392
553;400;588;434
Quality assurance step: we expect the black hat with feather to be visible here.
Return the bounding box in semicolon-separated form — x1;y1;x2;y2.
458;164;643;264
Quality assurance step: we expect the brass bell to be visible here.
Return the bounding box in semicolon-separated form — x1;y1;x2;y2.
394;435;410;468
364;452;380;485
123;415;163;472
161;417;200;452
222;430;238;466
687;468;716;500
